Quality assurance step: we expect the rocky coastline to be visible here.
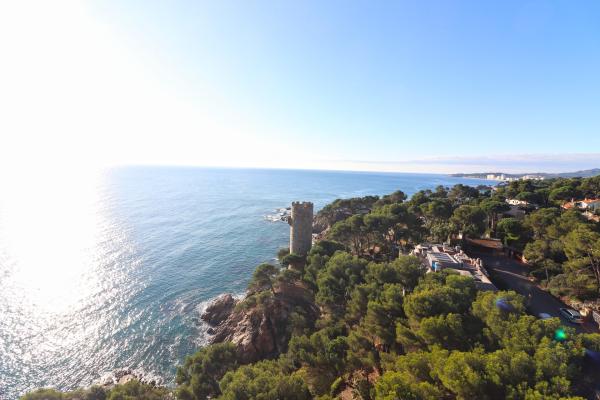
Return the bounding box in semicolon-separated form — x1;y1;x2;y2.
95;368;163;388
201;284;319;363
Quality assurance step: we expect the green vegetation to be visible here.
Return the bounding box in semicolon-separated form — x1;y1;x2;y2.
171;258;597;399
219;360;311;400
324;176;600;300
21;381;167;400
176;342;239;399
22;175;600;399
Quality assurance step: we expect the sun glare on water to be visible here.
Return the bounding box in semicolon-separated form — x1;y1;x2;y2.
0;165;143;393
0;167;107;314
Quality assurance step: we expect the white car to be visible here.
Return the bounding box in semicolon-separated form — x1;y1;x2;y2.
538;313;552;320
559;308;583;324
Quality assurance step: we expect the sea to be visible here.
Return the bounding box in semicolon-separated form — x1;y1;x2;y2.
0;167;492;399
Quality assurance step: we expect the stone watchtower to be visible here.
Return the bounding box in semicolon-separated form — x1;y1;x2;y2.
288;201;314;256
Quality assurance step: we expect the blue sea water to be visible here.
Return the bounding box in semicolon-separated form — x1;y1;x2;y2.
0;167;492;399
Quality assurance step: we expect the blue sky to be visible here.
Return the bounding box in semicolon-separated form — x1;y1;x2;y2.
1;1;600;173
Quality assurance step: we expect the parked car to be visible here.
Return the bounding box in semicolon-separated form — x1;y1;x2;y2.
538;312;552;320
559;308;583;324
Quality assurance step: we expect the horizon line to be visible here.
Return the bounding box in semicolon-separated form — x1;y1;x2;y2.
101;162;599;177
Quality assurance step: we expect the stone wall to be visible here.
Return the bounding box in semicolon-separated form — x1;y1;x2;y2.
289;201;313;256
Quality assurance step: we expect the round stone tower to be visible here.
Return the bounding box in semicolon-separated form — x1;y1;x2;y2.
288;201;314;256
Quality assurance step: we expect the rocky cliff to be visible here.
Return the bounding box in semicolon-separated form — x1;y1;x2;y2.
202;284;318;364
201;293;236;325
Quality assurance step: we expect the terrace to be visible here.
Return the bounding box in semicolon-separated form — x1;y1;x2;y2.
413;243;497;291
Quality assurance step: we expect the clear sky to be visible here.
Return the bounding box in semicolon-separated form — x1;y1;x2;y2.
1;1;600;174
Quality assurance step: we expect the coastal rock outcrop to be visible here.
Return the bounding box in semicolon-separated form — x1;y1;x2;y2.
97;368;162;388
202;284;318;363
201;293;236;325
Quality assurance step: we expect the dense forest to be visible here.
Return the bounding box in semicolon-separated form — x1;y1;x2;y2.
23;176;600;400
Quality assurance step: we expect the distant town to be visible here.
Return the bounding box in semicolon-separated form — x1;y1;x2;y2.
452;167;600;182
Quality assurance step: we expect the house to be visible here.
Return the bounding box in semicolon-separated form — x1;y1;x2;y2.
562;198;600;212
581;198;600;211
413;244;497;291
506;198;529;206
583;211;600;223
426;251;462;271
413;244;462;271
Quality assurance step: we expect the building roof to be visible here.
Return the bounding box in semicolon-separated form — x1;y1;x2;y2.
465;238;504;250
428;252;459;264
582;198;600;204
562;198;600;210
416;242;498;291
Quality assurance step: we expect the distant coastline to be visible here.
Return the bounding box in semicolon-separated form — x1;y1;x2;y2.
451;167;600;182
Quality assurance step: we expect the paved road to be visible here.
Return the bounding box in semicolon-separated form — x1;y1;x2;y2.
469;251;599;334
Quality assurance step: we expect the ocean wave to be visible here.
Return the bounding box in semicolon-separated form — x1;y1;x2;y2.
264;207;291;223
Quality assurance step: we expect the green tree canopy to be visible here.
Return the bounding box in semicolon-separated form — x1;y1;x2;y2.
176;342;239;400
316;252;368;313
496;217;529;249
450;205;486;238
248;263;279;294
219;360;311;400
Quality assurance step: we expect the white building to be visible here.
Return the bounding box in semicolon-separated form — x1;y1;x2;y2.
506;198;529;206
413;244;496;291
520;174;545;181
